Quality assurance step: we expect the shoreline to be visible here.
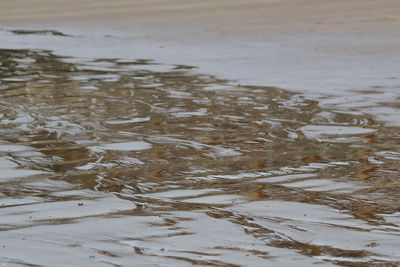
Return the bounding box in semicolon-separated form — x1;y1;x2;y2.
1;0;399;125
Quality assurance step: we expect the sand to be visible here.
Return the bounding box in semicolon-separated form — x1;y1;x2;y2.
0;0;399;33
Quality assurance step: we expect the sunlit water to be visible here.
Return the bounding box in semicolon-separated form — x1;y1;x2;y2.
0;46;399;266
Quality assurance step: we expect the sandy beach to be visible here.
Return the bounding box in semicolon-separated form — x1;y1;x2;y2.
1;0;399;32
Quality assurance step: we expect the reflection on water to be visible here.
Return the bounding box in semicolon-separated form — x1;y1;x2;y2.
0;48;399;266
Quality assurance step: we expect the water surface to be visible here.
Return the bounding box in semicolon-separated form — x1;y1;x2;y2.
0;48;399;266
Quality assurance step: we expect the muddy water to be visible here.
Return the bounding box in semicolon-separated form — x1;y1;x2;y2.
0;48;399;266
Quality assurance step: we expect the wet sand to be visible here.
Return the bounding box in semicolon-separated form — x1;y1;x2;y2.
1;1;400;266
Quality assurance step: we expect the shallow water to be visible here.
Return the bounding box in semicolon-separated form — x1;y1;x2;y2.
0;47;399;266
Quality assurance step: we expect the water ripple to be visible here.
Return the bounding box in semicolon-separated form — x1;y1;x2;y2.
0;49;399;266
